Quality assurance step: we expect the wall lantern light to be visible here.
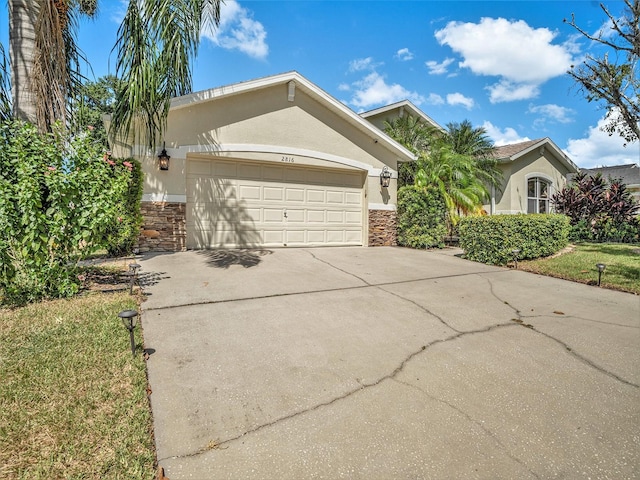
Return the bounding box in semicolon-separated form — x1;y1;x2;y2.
511;249;521;269
380;166;392;187
158;143;170;171
118;309;139;356
596;263;606;287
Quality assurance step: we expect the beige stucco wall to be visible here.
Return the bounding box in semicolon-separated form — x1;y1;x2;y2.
133;83;403;209
486;150;571;214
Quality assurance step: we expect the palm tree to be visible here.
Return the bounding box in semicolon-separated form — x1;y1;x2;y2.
7;0;221;147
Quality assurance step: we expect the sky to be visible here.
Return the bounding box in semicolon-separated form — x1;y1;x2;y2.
2;0;639;169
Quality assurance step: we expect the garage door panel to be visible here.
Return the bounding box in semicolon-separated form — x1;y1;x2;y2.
214;162;238;177
264;187;284;201
307;210;325;222
263;166;284;181
307;230;325;243
187;159;363;248
306;189;325;203
345;211;362;224
345;192;362;205
286;188;305;202
286;209;305;222
238;163;261;179
263;230;283;244
326;211;344;223
326;191;345;203
285;230;305;244
264;209;284;223
239;185;261;200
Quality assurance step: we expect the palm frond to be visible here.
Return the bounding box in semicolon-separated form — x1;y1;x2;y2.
112;0;221;149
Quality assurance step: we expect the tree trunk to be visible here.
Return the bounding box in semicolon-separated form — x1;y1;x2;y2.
9;0;39;124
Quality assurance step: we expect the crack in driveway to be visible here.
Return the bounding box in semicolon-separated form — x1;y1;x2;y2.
392;378;541;479
478;274;639;389
159;322;518;463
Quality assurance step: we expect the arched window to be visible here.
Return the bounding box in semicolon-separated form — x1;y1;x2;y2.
527;177;551;213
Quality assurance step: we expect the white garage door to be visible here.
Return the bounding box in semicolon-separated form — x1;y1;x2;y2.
186;158;364;248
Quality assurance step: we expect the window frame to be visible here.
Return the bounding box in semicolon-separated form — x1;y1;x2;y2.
526;175;553;214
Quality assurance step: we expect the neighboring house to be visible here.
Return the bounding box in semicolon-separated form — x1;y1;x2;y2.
571;164;640;206
484;138;579;215
108;72;416;251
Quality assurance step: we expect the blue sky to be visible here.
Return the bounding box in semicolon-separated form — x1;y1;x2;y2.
2;1;639;168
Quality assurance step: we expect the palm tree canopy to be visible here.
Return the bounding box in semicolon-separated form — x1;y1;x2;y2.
7;0;221;147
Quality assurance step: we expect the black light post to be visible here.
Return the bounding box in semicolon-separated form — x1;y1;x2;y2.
596;263;606;287
511;249;521;269
127;263;141;295
118;310;139;356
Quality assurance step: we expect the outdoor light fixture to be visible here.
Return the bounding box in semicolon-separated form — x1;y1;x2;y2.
596;263;606;287
158;142;170;171
512;249;521;269
118;309;139;356
380;166;392;187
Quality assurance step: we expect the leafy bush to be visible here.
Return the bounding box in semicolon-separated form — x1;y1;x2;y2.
459;214;570;265
397;185;448;249
552;172;639;243
104;157;143;256
0;121;132;305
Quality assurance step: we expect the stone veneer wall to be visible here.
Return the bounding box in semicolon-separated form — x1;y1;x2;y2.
368;209;397;246
138;202;186;252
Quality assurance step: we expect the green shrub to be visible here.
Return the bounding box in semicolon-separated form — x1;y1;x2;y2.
459;214;570;265
397;185;448;249
0;121;132;305
105;157;143;256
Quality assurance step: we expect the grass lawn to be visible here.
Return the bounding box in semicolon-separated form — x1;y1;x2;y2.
519;243;640;295
0;292;155;479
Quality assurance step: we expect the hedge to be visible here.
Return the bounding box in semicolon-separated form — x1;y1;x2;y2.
397;185;447;249
459;214;570;265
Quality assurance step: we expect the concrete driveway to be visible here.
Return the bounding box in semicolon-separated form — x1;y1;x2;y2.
139;247;640;479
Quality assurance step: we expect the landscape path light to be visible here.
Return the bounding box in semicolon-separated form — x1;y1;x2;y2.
596;263;606;287
118;309;139;356
127;263;141;295
511;249;521;269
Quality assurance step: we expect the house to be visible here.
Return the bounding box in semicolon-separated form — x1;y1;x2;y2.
485;138;579;215
570;164;640;205
109;72;416;251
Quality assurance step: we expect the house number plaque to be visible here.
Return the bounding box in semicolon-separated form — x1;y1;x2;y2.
281;156;295;163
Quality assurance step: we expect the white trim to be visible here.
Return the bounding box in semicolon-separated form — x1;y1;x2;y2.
174;143;397;176
368;203;396;211
142;193;186;203
360;100;444;132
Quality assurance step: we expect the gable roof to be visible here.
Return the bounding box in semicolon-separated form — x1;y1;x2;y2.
492;137;579;173
579;164;640;186
169;71;417;162
359;100;444;131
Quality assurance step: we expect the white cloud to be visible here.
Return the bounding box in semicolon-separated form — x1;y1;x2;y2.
202;0;268;59
426;93;445;105
565;113;640;168
528;104;575;126
482;121;531;146
446;92;474;109
426;58;455;75
435;17;575;102
349;57;382;72
395;48;414;61
488;80;540;103
337;83;350;92
348;72;425;109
